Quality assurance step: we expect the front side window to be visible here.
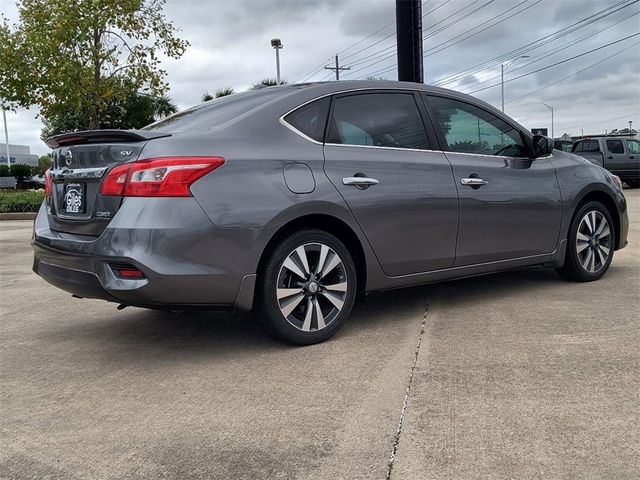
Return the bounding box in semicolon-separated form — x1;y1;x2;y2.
427;96;527;157
587;140;601;152
572;141;583;153
606;139;624;154
626;139;640;154
328;93;429;150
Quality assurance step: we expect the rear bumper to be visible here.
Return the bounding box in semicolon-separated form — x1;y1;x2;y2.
32;199;274;310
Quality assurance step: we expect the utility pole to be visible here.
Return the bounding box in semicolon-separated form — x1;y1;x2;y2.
396;0;423;83
2;109;10;169
324;54;350;80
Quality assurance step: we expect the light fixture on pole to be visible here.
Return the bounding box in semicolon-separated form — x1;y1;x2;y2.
271;38;283;84
581;128;584;139
501;55;529;112
542;102;554;139
630;120;633;133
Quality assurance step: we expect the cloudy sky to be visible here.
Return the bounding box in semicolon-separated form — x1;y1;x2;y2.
1;0;639;155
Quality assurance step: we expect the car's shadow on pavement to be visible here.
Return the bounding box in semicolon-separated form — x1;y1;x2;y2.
47;265;592;358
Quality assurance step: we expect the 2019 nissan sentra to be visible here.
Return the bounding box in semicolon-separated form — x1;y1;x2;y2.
33;81;629;345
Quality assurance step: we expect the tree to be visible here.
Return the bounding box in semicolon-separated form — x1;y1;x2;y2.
201;87;235;102
0;0;188;130
9;164;32;189
253;78;287;88
40;90;178;139
37;155;51;175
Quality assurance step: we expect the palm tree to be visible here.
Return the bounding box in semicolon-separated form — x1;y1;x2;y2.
252;78;287;89
201;87;235;102
152;94;178;119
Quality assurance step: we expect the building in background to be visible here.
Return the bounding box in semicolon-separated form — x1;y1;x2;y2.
0;144;39;167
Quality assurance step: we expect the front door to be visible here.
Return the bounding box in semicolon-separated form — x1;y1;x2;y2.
323;91;459;277
425;94;562;267
604;138;629;173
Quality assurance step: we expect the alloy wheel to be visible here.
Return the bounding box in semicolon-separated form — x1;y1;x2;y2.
576;210;611;273
276;242;348;332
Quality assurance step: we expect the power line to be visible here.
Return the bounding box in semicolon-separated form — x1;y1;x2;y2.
457;10;640;94
466;33;640;95
504;41;640;105
431;0;637;86
356;0;540;79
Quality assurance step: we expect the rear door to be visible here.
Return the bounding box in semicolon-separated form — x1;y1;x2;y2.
623;139;640;176
323;91;459;276
424;94;562;267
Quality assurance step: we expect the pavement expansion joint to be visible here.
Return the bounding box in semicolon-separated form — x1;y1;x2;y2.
385;292;431;480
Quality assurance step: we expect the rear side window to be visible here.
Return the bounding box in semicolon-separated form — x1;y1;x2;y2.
572;141;583;152
283;97;330;142
606;140;624;154
327;93;429;150
626;139;640;154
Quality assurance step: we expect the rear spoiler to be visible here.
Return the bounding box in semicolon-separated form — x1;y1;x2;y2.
46;129;171;149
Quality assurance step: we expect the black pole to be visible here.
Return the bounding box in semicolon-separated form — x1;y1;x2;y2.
396;0;423;83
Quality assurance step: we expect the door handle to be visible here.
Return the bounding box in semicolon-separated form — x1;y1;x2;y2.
342;177;379;186
460;178;488;187
607;156;613;160
630;155;636;160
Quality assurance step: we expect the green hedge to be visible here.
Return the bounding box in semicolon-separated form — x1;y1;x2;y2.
0;191;45;213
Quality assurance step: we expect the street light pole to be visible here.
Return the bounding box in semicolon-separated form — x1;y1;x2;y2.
542;102;554;139
501;55;529;112
271;38;283;84
2;109;10;169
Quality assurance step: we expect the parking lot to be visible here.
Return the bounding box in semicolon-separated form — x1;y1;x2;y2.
1;190;638;480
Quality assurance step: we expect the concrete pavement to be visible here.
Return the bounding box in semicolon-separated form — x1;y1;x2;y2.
1;190;638;479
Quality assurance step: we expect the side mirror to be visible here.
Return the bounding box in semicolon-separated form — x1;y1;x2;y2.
533;135;554;157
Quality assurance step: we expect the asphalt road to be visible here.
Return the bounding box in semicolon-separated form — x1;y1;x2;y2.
1;190;638;480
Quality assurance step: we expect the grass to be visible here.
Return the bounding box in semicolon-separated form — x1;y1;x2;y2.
0;190;45;213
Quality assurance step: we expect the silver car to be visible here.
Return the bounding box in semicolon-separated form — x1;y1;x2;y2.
33;81;629;344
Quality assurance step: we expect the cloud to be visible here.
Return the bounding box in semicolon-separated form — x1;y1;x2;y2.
1;0;639;155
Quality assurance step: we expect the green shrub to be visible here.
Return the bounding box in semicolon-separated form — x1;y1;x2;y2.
0;190;45;213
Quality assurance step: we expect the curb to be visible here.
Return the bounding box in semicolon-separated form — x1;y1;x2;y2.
0;212;37;221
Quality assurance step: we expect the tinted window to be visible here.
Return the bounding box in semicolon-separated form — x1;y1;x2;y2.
328;93;429;150
427;96;526;157
283;97;330;142
606;139;624;154
587;140;600;152
626;139;640;154
572;141;583;153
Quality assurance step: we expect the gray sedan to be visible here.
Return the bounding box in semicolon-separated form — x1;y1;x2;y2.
33;81;629;344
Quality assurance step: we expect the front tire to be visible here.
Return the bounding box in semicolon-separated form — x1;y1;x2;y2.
556;201;615;282
256;229;357;345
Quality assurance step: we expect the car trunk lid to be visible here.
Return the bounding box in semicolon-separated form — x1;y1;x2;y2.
46;130;170;236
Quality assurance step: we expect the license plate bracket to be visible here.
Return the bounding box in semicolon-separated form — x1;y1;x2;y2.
63;183;86;214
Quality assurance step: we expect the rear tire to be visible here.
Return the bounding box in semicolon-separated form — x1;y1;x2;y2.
256;229;357;345
556;201;615;282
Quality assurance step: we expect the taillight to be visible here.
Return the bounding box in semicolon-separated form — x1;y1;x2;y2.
100;157;225;197
44;169;52;200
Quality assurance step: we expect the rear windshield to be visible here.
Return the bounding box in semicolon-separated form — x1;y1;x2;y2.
142;88;284;133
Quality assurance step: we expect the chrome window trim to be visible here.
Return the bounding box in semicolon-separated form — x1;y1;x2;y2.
278;87;426;147
278;86;543;160
324;142;443;154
